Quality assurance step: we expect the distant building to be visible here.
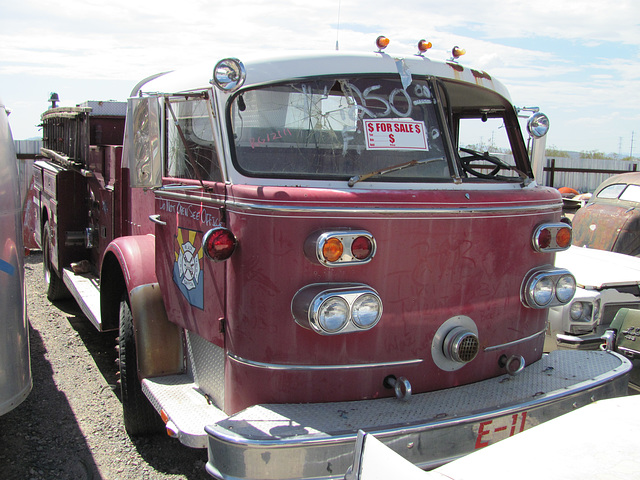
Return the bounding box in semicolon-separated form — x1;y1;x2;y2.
14;139;42;160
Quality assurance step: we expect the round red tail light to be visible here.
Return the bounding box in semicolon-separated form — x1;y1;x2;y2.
351;236;373;260
203;227;237;262
537;228;552;249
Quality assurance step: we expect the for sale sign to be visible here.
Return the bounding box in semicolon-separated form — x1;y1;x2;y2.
364;119;428;151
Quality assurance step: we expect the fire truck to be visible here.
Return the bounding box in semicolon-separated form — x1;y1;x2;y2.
29;38;631;479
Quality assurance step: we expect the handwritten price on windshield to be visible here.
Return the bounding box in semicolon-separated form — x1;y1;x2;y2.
250;129;292;149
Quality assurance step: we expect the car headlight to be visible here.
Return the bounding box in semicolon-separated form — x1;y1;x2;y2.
569;301;593;322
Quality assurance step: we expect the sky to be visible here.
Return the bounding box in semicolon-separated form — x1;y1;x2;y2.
1;0;639;156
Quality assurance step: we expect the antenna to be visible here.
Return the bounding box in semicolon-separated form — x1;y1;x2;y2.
335;0;341;50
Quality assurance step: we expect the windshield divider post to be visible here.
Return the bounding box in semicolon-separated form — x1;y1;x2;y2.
429;77;462;184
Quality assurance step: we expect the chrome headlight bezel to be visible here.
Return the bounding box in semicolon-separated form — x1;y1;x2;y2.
569;301;596;322
292;283;383;335
522;267;576;309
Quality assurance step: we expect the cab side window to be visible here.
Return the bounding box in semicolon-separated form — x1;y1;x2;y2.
166;97;222;182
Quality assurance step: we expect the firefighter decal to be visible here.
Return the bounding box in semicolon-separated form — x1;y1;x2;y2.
173;227;204;309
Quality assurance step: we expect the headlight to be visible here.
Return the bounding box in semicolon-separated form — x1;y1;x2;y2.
317;297;349;333
527;112;549;138
522;268;576;309
351;294;383;329
556;275;577;303
569;301;593;322
569;302;585;320
211;58;246;92
292;284;383;335
532;276;554;306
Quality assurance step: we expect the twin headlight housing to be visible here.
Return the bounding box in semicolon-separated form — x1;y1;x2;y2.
522;267;576;309
292;284;383;335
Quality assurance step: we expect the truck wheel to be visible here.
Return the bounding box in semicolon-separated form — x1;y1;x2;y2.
42;221;70;301
118;293;165;436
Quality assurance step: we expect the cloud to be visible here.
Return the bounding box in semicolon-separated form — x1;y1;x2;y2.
2;0;639;153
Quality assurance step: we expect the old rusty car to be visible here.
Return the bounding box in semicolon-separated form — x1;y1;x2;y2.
572;172;640;256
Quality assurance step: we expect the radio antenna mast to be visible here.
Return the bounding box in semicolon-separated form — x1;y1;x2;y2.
335;0;341;50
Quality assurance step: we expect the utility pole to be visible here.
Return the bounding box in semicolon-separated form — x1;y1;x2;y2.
619;137;623;157
631;131;635;159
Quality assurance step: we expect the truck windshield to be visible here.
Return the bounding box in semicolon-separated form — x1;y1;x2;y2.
229;77;451;182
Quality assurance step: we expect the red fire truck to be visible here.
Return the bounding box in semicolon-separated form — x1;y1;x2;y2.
29;39;631;479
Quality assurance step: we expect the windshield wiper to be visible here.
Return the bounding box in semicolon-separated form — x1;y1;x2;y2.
348;157;446;187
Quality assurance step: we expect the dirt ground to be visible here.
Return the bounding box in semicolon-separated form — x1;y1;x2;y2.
0;252;210;480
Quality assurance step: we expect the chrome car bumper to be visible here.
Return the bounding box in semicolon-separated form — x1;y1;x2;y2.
203;350;630;480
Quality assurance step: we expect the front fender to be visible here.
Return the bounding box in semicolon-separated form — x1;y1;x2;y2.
104;234;158;290
101;234;184;377
100;234;158;331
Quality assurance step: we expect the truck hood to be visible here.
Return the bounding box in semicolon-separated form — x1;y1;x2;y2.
556;246;640;290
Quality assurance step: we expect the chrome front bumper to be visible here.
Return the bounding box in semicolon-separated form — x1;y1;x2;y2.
203;350;631;480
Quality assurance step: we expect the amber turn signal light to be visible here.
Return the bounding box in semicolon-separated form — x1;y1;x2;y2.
376;36;390;51
322;237;344;263
417;39;432;54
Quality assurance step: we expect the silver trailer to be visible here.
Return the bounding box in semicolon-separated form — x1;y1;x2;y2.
0;96;31;415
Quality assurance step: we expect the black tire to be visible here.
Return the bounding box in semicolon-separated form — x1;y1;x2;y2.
118;293;165;436
42;221;70;301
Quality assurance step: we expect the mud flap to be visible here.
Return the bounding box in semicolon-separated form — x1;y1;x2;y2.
129;283;184;378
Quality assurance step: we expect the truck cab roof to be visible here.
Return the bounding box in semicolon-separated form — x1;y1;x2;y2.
135;50;511;103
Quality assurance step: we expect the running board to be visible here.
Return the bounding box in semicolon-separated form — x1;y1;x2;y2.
142;374;228;448
62;267;103;330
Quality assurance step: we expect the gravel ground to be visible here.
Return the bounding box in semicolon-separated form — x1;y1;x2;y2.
0;252;210;480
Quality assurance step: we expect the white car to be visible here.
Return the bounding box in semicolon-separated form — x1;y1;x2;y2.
546;245;640;351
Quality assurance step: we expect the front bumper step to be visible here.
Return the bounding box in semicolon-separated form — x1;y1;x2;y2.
142;350;631;480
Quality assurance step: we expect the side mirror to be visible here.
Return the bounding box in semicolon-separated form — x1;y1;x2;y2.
124;96;162;188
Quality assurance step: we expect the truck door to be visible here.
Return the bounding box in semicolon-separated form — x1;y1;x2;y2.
151;94;227;347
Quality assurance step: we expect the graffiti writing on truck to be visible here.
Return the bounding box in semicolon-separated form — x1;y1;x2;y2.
158;198;222;228
250;128;292;149
474;411;528;449
338;80;433;121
